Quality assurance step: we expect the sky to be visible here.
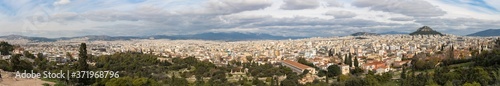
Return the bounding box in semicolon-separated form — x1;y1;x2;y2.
0;0;499;38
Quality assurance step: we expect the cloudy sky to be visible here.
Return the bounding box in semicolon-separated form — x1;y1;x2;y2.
0;0;499;38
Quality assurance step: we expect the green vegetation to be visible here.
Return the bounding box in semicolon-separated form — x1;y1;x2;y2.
327;65;341;78
0;41;14;55
399;38;500;86
77;43;91;85
353;56;359;67
345;54;352;67
0;59;9;70
297;57;319;70
9;54;33;71
105;77;159;86
409;26;444;36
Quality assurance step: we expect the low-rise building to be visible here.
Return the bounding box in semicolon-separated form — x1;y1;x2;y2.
340;64;350;75
281;60;316;74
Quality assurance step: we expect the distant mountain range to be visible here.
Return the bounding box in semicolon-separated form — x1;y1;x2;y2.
351;26;444;36
351;32;379;36
379;31;409;35
58;35;141;41
0;35;56;42
150;32;302;41
350;31;409;36
409;26;444;36
467;29;500;37
0;32;305;42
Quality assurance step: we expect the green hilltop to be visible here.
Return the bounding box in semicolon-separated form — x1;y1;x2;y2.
409;26;444;36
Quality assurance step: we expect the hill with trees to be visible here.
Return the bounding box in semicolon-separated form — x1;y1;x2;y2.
409;26;444;36
351;32;379;36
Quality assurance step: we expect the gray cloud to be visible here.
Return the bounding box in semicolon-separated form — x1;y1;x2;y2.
80;0;273;22
352;0;446;17
63;0;274;36
49;12;83;24
53;0;71;6
414;18;500;35
281;0;320;10
324;0;342;7
80;6;175;22
193;0;273;15
325;10;356;19
251;16;392;28
93;11;425;37
76;15;500;37
389;17;414;21
77;13;416;37
3;0;499;37
232;16;420;37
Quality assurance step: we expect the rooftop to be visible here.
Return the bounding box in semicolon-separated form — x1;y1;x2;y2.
282;60;313;70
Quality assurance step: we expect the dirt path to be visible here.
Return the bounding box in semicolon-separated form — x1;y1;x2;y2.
1;70;55;86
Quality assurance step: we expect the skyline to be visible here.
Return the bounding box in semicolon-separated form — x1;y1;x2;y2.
0;0;500;38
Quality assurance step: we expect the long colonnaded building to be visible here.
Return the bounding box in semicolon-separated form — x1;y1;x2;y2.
281;60;316;74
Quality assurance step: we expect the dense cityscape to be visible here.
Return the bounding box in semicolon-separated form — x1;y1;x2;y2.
3;33;497;74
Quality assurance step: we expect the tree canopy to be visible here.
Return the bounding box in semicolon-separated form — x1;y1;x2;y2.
0;41;13;55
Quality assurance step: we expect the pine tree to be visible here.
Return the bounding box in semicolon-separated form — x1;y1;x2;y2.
401;67;407;79
327;49;331;57
402;54;407;60
346;53;352;67
77;43;90;85
344;54;348;63
344;54;348;65
353;56;359;68
481;44;485;52
0;41;13;55
449;45;454;59
495;38;500;48
440;44;445;51
10;54;21;71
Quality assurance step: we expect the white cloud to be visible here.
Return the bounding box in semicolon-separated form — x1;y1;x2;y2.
484;0;500;11
325;10;356;19
54;0;71;6
51;12;80;22
390;17;414;21
352;0;446;17
281;0;320;10
323;0;342;7
1;0;499;37
423;0;500;20
194;0;273;15
414;17;500;35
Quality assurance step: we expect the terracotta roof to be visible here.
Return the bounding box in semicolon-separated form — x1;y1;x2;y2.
364;61;384;66
282;60;312;70
378;65;388;69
